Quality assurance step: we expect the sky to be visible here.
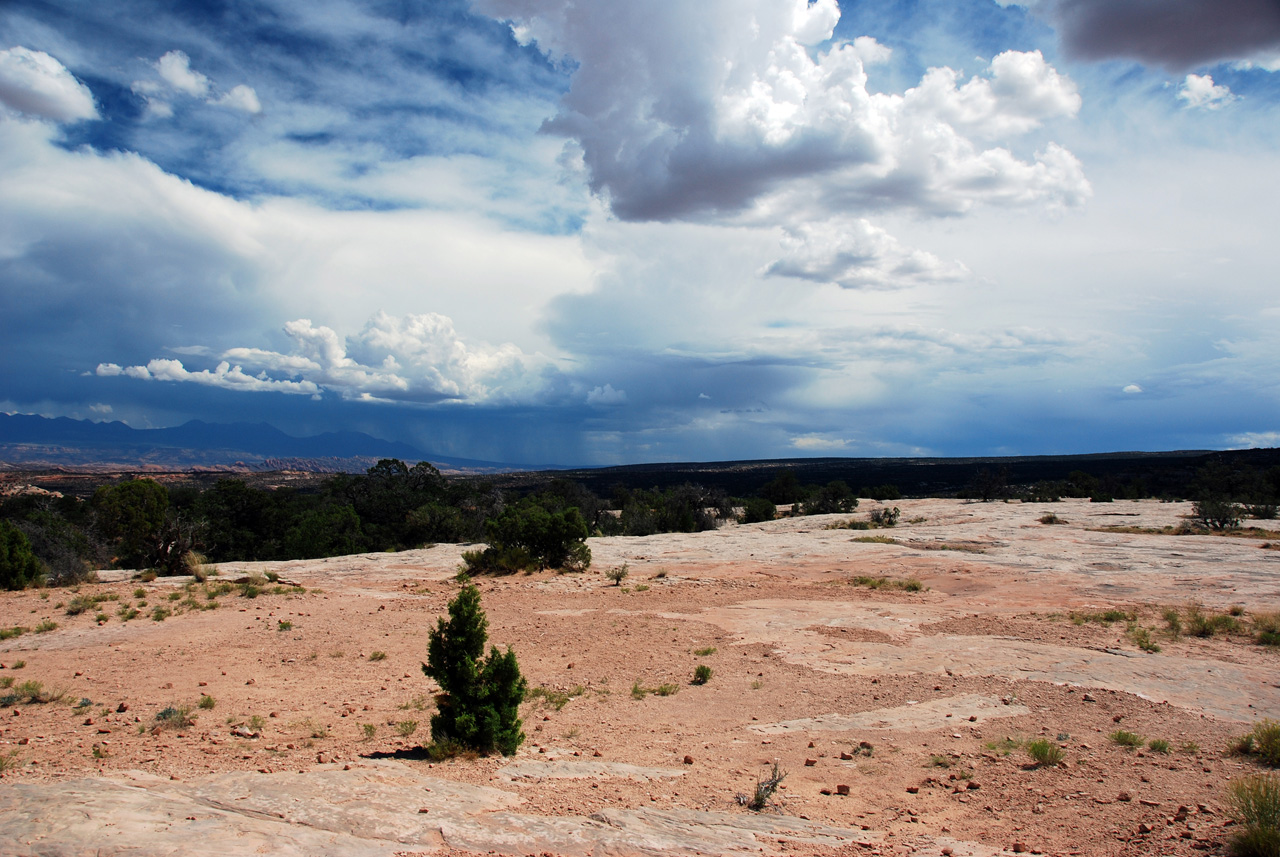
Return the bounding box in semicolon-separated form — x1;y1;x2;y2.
1;0;1278;466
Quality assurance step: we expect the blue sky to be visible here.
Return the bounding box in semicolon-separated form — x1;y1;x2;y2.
2;0;1278;465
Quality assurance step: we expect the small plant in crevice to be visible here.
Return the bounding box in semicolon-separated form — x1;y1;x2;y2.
738;762;786;811
1127;624;1161;653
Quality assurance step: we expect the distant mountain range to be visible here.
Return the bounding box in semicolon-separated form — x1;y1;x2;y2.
0;413;536;474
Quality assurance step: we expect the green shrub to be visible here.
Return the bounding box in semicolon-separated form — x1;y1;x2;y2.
1026;739;1064;767
423;585;525;756
739;497;777;524
869;506;900;527
1226;774;1280;857
463;500;590;574
1109;730;1144;748
198;694;215;709
692;665;713;685
1149;739;1170;754
605;565;629;586
34;619;57;633
0;520;45;590
396;720;418;737
1194;498;1245;530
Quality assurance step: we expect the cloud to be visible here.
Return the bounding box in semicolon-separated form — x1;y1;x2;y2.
586;383;627;406
1123;384;1142;394
215;84;262;114
475;1;1087;223
1044;0;1280;71
155;50;210;97
765;219;969;289
1229;430;1280;449
132;50;260;117
0;46;97;121
790;434;851;451
1178;74;1238;109
98;313;559;406
97;358;321;396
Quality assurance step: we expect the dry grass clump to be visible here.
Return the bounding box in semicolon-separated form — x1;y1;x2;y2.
1226;773;1280;857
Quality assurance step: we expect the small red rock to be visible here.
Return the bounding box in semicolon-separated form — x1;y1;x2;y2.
836;784;850;796
906;786;919;794
683;755;694;765
840;751;853;760
804;758;817;766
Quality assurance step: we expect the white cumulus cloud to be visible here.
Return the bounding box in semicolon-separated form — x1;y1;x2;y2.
586;383;627;406
98;313;559;406
0;47;98;122
132;50;261;116
155;50;210;97
1178;74;1238;109
765;219;969;289
216;84;262;114
473;1;1087;223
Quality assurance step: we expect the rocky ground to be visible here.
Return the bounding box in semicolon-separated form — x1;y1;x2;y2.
1;498;1278;856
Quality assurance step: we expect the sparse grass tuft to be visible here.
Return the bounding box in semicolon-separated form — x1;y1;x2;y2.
0;748;22;773
848;575;925;592
34;619;58;633
1039;513;1066;524
1233;721;1280;768
198;695;216;710
361;723;377;740
693;646;717;656
277;620;293;631
1149;738;1171;754
368;651;386;662
150;606;170;622
1071;609;1133;625
154;704;195;730
1185;603;1242;638
395;720;418;737
1226;773;1280;857
0;626;27;641
986;737;1022;756
397;694;431;711
692;664;713;685
1109;729;1144;748
1026;739;1064;767
1127;624;1161;652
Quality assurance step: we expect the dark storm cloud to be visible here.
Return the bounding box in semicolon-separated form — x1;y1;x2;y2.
1050;0;1280;70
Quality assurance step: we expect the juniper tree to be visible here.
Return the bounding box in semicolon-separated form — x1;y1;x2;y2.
423;584;525;755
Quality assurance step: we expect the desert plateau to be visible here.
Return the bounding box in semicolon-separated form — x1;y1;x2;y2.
1;497;1278;857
